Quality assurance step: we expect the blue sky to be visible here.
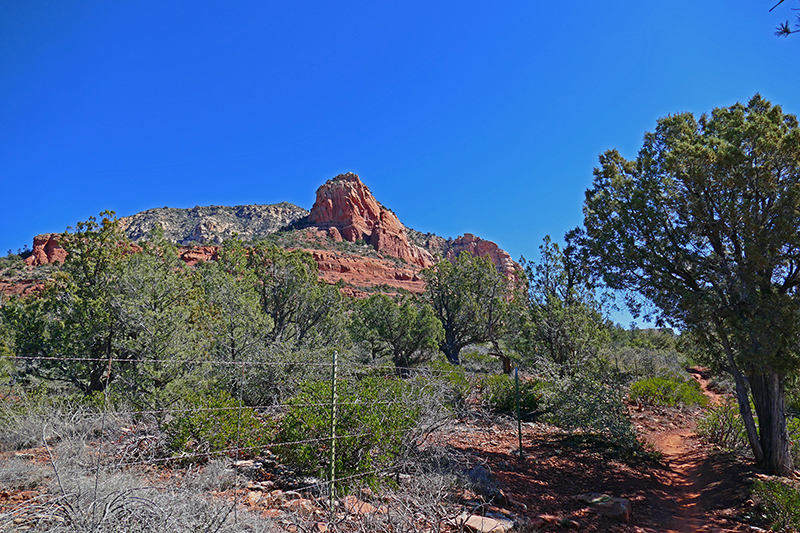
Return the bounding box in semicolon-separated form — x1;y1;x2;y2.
2;2;798;280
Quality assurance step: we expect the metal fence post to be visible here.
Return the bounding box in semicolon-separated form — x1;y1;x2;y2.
329;350;338;514
515;367;523;459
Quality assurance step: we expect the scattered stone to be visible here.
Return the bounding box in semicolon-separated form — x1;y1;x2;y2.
281;490;303;501
577;493;632;522
455;513;514;533
494;490;527;511
528;517;546;530
536;514;561;525
342;495;385;516
245;491;262;506
233;459;262;471
246;480;275;491
261;508;284;519
282;498;317;516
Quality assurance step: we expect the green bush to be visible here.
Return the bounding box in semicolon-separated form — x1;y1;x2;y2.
789;416;800;468
427;359;475;412
275;376;420;485
543;376;639;451
629;376;707;407
481;374;543;420
752;479;800;532
696;398;749;455
166;390;268;460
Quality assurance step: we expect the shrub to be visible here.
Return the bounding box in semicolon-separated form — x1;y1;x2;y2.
752;479;800;532
275;376;421;486
166;390;268;460
543;375;639;451
481;373;543;420
426;359;475;413
629;376;707;407
789;416;800;468
0;388;112;452
696;398;749;455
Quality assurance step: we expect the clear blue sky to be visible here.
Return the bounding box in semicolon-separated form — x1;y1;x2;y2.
2;2;798;269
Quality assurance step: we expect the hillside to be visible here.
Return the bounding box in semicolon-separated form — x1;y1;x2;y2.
119;202;309;245
7;173;518;297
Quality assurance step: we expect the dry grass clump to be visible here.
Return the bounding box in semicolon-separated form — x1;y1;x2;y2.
1;454;277;533
0;457;50;491
0;393;127;453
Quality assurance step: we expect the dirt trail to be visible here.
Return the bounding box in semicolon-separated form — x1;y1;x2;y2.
640;368;750;533
448;367;753;532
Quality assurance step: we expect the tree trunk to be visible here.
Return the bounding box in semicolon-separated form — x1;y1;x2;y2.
443;346;460;365
750;371;793;476
715;318;764;464
441;330;461;365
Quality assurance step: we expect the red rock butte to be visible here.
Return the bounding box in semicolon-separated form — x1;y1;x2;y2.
308;173;434;268
10;173;520;298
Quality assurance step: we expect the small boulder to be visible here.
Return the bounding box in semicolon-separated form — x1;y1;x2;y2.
577;493;632;523
342;495;385;516
455;514;514;533
282;498;317;516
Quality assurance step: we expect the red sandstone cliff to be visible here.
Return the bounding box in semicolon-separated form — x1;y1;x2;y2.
308;173;434;268
8;173;520;298
446;233;520;280
24;234;67;266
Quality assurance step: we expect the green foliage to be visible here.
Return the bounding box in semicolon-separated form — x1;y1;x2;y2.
426;358;475;412
580;94;800;474
515;235;610;373
543;374;639;451
166;390;267;459
198;258;269;364
244;241;346;348
276;376;420;485
113;235;206;410
480;373;543;420
602;326;689;381
752;479;800;532
696;398;750;454
422;252;515;365
0;251;26;279
2;212;131;394
629;376;707;407
350;294;443;372
232;343;338;407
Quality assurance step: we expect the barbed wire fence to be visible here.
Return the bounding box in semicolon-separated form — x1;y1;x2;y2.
0;350;510;532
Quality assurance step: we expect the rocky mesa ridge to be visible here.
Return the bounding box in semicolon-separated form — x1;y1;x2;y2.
19;173;518;295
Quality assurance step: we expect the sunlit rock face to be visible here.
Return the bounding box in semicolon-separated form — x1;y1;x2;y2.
309;173;434;268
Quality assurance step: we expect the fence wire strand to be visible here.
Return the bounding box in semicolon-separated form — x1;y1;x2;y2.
1;353;461;503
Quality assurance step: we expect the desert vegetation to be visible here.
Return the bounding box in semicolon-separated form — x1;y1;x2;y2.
3;94;800;531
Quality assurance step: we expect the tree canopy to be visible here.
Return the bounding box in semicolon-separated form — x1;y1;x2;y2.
422;252;514;365
581;94;800;475
349;294;443;374
516;236;610;374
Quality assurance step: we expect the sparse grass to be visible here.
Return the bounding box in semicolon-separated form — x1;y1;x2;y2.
480;373;544;420
0;457;50;491
0;391;124;452
0;393;466;533
4;470;275;533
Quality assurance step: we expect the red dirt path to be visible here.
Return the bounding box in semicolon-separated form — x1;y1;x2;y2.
448;369;755;532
